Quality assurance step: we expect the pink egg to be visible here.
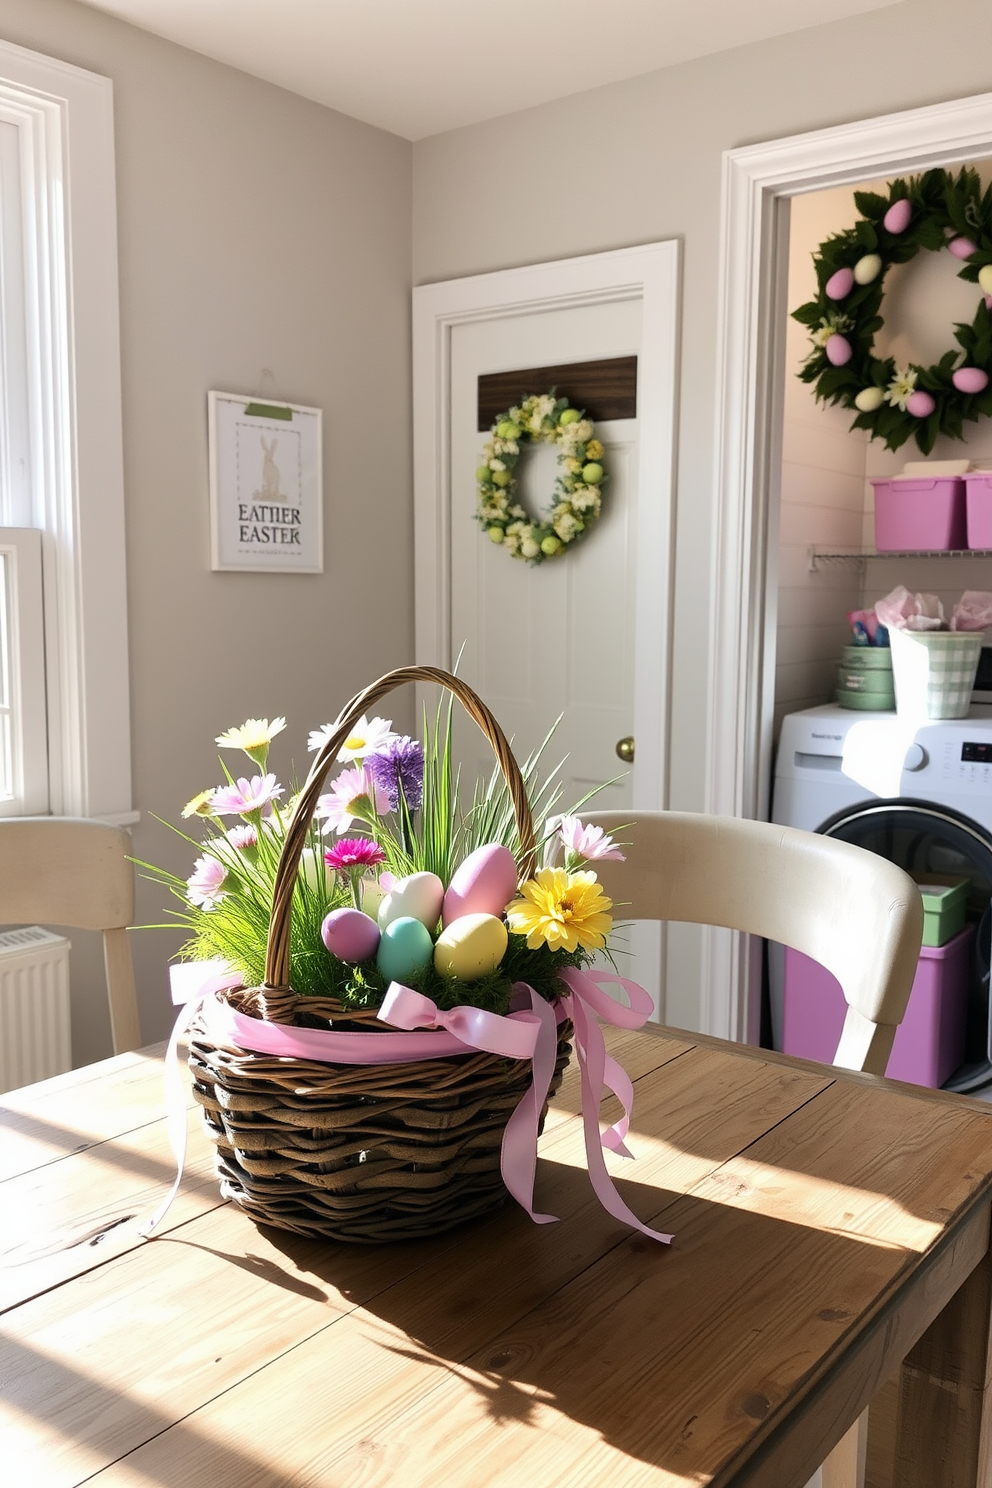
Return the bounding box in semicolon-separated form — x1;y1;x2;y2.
824;266;854;301
442;843;518;927
321;907;380;963
906;390;936;417
949;236;977;260
883;198;912;234
952;366;990;395
825;334;852;367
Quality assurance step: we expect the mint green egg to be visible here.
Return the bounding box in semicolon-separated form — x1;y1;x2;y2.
376;916;433;983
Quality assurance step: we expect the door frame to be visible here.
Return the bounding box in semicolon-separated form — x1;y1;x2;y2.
413;241;680;814
710;91;992;1041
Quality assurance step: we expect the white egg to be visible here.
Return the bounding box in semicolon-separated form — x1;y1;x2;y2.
854;386;885;412
378;871;445;931
853;254;882;285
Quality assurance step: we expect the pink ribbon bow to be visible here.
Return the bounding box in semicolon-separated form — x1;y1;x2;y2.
142;959;673;1246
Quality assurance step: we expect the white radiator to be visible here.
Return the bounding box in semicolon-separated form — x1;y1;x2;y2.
0;926;71;1093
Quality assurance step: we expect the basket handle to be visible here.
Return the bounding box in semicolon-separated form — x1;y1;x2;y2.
265;665;537;991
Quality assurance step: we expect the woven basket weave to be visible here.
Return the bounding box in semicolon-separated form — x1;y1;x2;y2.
188;665;572;1244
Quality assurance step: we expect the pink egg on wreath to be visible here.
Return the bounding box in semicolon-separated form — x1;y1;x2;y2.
825;334;852;367
906;390;936;417
952;366;990;395
949;236;978;260
825;266;854;301
883;198;912;235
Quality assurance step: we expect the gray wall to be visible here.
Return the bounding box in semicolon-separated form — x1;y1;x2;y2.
0;0;412;1059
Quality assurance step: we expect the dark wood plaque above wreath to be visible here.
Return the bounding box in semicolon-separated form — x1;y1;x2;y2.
793;167;992;455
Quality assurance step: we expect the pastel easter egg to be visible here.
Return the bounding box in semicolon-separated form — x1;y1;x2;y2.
979;265;992;296
442;843;518;927
906;390;936;417
949;236;977;260
824;266;854;300
434;913;508;982
854;385;885;412
853;253;882;285
378;871;445;931
825;333;852;366
376;916;434;983
883;198;912;234
321;907;380;964
953;366;990;394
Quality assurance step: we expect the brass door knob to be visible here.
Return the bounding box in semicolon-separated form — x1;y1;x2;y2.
616;736;635;763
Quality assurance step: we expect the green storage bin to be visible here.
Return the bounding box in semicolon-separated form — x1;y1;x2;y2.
835;687;896;710
841;645;893;671
910;873;970;947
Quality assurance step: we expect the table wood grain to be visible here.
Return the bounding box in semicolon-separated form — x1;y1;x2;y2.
3;1026;991;1488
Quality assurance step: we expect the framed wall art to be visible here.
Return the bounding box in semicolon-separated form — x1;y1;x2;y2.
208;391;323;573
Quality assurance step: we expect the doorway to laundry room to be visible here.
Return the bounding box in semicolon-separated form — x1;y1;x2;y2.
766;166;992;1095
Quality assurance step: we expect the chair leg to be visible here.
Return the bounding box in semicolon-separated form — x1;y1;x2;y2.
820;1409;868;1488
102;927;142;1053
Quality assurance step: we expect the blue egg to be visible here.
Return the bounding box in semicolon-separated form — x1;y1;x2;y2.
376;915;433;983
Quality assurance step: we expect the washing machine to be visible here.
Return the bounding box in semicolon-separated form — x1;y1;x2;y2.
770;703;992;1092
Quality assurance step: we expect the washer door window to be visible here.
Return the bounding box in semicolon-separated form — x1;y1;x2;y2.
821;799;992;1092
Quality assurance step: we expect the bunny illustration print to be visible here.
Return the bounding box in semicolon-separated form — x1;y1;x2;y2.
256;436;282;501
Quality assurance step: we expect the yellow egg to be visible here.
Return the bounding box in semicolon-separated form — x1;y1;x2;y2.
433;913;508;982
854;386;885;412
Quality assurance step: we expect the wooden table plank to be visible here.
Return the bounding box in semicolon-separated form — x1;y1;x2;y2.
0;1044;175;1181
71;1050;833;1487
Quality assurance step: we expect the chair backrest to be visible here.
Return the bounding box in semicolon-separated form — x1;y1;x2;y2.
0;816;142;1055
581;810;924;1077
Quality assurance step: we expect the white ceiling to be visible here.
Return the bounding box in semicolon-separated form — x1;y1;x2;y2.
77;0;903;141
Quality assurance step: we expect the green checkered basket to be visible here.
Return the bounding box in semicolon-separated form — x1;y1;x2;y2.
889;627;984;720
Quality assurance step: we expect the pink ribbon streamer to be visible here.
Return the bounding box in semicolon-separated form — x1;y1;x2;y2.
142;958;672;1245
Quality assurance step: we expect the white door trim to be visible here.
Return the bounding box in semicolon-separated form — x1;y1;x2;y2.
413;240;680;813
708;90;992;1041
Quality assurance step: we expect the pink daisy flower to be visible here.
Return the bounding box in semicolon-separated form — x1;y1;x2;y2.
324;837;386;872
554;815;626;865
186;855;227;909
315;765;391;834
210;773;283;817
226;824;259;850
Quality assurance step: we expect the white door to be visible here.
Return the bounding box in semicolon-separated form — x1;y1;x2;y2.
449;299;640;816
413;244;679;1015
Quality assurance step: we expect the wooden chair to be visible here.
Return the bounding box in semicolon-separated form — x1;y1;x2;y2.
582;809;925;1488
0;816;142;1054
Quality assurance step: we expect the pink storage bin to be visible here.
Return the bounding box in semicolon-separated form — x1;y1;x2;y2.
963;472;992;549
781;924;973;1087
870;476;967;551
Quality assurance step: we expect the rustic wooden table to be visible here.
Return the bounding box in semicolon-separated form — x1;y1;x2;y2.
3;1024;992;1488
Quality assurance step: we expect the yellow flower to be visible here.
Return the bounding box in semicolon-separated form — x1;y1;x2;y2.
181;788;217;818
586;439;604;460
506;867;612;953
215;716;286;767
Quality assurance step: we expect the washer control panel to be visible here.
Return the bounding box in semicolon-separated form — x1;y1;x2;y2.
942;736;992;791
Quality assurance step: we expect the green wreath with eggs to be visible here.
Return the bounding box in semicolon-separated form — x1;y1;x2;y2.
794;167;992;456
475;392;607;564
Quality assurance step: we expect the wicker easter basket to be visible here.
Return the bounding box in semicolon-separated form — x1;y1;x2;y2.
187;665;573;1244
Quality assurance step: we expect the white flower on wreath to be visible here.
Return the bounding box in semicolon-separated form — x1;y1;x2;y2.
572;487;600;513
509;504;527;519
489;458;506;472
885;367;918;411
564;456;582;474
554;512;582;541
504;532;521;555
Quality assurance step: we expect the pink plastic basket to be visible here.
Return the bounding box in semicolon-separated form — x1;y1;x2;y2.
781;925;973;1088
871;476;967;551
963;472;992;549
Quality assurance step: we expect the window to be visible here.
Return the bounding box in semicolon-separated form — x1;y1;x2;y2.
0;40;132;822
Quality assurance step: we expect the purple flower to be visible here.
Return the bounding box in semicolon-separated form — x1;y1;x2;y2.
324;837;386;872
366;736;424;812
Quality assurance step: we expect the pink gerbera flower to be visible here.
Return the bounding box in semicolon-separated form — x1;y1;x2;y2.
316;765;390;834
554;814;626;868
210;774;283;817
186;855;227;909
323;837;386;872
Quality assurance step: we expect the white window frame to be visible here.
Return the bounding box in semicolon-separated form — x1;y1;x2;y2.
0;39;132;823
0;528;46;814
